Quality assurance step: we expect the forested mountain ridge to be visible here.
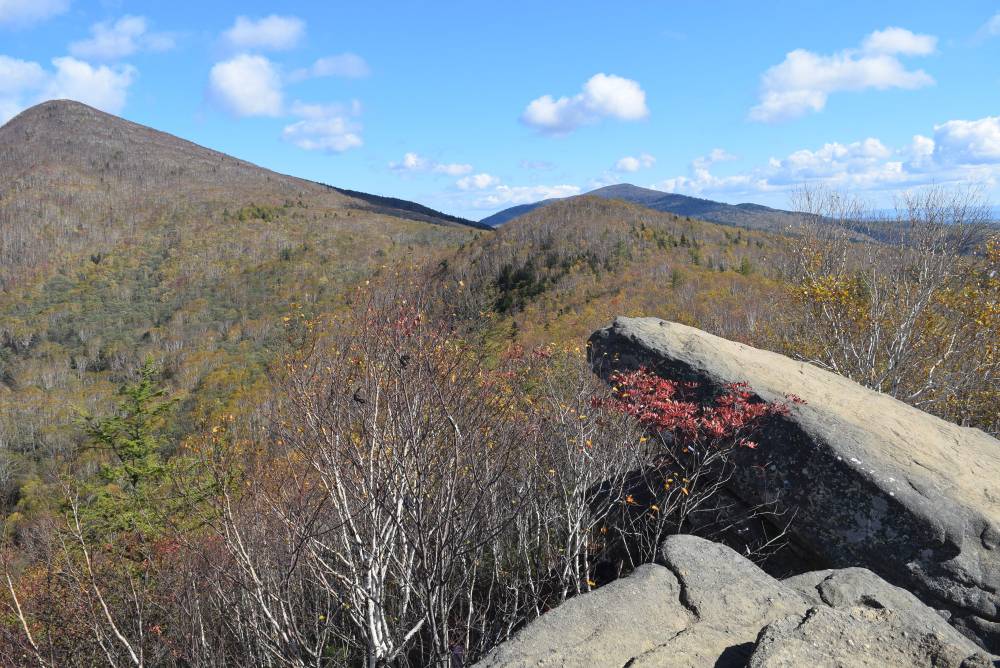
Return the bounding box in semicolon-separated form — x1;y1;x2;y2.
0;101;996;667
0;100;476;289
0;101;483;507
449;193;997;433
479;182;805;230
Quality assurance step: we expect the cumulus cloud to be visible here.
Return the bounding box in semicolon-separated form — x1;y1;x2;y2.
457;173;501;190
0;0;68;27
906;134;935;167
933;117;1000;164
0;55;46;94
209;54;283;117
282;116;361;152
654;115;1000;201
691;148;736;170
277;100;363;153
750;27;936;122
70;15;175;60
474;184;580;209
764;138;897;186
205;46;366;153
0;55;46;121
390;152;426;171
521;73;649;135
223;15;304;51
657;170;756;198
861;27;937;55
290;53;370;81
653;149;749;194
389;152;473;176
0;55;135;123
45;57;136;112
615;153;656;172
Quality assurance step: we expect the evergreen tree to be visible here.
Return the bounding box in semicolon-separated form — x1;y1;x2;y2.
80;358;174;535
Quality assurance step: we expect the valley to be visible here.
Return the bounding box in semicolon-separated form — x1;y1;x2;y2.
0;101;997;667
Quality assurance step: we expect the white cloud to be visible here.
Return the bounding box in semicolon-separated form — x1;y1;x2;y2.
0;55;46;94
861;27;937;55
209;54;283;117
978;12;1000;38
223;15;304;51
750;27;936;122
279;100;363;153
765;138;896;185
0;56;136;123
657;170;756;198
906;134;935;167
205;45;366;153
474;184;581;208
44;57;135;113
521;73;649;134
282;117;361;152
933;117;1000;164
691;148;736;170
653;116;1000;202
290;99;361;119
457;173;501;190
652;149;750;194
0;0;68;27
0;55;46;122
1;56;135;122
390;152;427;171
290;53;369;81
389;152;473;176
70;16;174;60
615;153;656;172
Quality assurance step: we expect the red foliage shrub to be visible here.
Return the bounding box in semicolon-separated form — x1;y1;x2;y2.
598;367;800;452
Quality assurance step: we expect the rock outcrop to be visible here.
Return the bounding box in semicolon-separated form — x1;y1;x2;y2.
587;317;1000;651
474;535;995;667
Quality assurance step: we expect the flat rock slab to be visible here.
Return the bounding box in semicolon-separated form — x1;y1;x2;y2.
474;536;993;667
748;607;996;668
473;564;690;667
588;317;1000;651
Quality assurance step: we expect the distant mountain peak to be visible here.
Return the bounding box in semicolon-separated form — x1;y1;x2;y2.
1;100;480;230
480;182;801;231
0;100;483;288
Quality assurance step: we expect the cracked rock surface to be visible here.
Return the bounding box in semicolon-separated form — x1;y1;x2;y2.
474;536;996;668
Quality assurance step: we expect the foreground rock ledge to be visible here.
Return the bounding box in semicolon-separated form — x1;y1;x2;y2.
587;317;1000;652
474;535;996;667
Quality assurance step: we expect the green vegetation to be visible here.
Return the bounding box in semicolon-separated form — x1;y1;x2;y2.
444;194;998;435
78;358;176;536
0;101;996;667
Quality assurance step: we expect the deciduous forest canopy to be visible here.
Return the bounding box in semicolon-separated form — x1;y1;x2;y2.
0;99;996;666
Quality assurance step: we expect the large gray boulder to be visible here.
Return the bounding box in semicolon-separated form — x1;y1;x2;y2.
474;535;992;667
471;564;690;667
588;317;1000;651
749;607;994;668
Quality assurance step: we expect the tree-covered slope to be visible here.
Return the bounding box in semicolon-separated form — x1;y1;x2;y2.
0;101;485;505
447;195;997;434
478;183;804;231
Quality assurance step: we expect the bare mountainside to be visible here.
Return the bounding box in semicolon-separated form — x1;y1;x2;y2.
480;183;805;230
0;99;479;288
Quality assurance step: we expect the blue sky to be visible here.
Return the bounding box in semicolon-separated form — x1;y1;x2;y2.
1;0;999;219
